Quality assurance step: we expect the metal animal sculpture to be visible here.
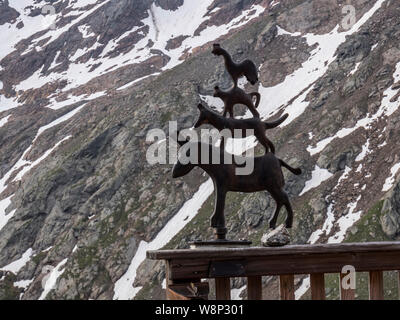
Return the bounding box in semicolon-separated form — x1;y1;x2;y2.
213;85;260;118
212;43;258;87
172;139;301;239
194;103;287;154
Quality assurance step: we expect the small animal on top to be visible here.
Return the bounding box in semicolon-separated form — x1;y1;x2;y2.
212;43;258;87
213;85;260;118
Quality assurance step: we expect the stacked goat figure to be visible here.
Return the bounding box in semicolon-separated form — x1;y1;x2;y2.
172;44;301;247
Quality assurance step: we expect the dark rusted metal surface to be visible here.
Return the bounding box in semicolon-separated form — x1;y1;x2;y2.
212;43;258;87
172;137;301;239
213;85;261;118
193;103;287;154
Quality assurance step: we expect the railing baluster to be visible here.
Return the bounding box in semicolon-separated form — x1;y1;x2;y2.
310;273;325;300
279;275;295;300
148;242;400;301
215;277;231;300
247;276;262;300
339;272;355;300
369;271;384;300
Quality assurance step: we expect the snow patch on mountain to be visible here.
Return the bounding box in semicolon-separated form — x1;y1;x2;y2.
308;203;335;244
255;0;387;127
0;248;33;273
0;195;15;232
382;162;400;192
309;59;400;156
39;258;68;300
328;195;362;243
113;178;214;300
355;139;371;162
12;1;266;98
13;135;71;182
0;115;10;128
300;165;333;196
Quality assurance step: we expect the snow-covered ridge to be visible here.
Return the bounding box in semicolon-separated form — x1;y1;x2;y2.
242;0;387;129
3;0;266;112
299;166;333;196
113;179;214;300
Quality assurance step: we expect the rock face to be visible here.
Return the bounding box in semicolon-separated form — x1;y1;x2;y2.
0;1;19;25
0;0;400;301
261;225;291;247
381;177;400;237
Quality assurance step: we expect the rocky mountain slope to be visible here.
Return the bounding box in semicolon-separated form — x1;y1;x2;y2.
0;0;400;300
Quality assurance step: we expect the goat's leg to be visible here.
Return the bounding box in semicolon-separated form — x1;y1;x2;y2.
210;187;226;229
269;189;293;229
269;200;282;229
210;186;227;239
256;132;275;154
246;102;260;118
282;191;294;228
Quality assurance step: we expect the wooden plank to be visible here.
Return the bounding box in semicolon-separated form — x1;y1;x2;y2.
247;276;262;300
310;273;325;300
209;260;246;277
339;272;355;300
168;250;400;281
215;278;231;300
147;241;400;260
166;286;191;300
165;260;172;300
369;271;384;300
166;282;209;300
279;275;295;300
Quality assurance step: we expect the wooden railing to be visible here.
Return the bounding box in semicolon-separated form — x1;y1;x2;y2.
146;241;400;300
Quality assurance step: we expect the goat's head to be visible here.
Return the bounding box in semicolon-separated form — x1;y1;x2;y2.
172;134;196;178
213;86;222;98
212;43;224;56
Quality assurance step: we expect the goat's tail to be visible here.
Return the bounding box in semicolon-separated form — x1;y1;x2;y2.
250;92;261;108
263;113;288;129
279;159;302;175
244;60;259;85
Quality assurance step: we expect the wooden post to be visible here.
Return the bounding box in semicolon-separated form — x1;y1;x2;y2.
369;271;384;300
339;272;355;300
215;277;231;300
166;285;191;300
247;276;262;300
279;275;295;300
310;273;325;300
166;282;209;300
165;261;209;300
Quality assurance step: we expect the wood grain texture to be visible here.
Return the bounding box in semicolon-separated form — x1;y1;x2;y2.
339;272;355;300
166;282;209;300
155;242;400;300
279;274;295;300
166;251;400;281
247;276;262;300
148;242;400;260
369;271;384;300
310;273;325;300
215;277;231;300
